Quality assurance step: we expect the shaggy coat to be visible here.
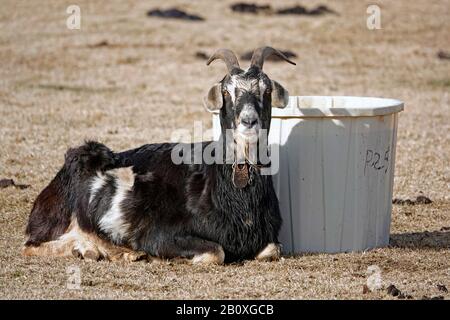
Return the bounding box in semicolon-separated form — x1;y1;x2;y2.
26;141;282;262
24;46;295;263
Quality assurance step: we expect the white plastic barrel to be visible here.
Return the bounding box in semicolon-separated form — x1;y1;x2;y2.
212;96;404;254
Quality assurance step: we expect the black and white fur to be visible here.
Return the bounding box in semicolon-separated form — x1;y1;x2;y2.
23;47;295;264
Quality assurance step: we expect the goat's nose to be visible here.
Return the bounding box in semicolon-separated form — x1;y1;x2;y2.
241;116;258;128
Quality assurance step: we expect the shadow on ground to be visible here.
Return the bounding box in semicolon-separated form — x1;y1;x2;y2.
390;230;450;250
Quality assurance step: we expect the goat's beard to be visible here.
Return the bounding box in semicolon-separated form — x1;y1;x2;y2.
236;123;260;138
233;129;260;165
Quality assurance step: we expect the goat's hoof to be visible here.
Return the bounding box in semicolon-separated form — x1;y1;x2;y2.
83;249;101;261
71;248;83;259
122;251;148;262
255;243;281;261
192;247;225;265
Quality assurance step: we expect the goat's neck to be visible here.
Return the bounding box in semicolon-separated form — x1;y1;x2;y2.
217;133;268;166
214;134;271;194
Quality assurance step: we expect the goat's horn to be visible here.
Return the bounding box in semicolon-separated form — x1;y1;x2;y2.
206;48;241;73
250;46;296;69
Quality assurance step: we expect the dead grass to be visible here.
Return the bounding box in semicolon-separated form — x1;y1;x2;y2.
0;0;449;299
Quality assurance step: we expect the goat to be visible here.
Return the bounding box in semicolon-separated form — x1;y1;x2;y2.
23;47;296;264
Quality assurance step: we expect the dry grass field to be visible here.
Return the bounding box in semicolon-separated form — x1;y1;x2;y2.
0;0;449;299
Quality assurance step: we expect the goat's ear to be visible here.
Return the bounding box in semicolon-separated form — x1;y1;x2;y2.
271;80;289;108
203;83;223;112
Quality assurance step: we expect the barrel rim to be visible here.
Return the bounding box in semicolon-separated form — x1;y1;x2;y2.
210;95;404;118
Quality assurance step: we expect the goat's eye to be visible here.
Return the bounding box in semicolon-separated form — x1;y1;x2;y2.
223;90;229;97
265;88;271;94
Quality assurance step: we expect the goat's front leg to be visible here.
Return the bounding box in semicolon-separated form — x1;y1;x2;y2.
80;232;149;262
154;235;225;265
255;243;281;261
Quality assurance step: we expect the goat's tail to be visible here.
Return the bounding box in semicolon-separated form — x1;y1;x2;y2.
24;141;117;247
65;140;118;174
